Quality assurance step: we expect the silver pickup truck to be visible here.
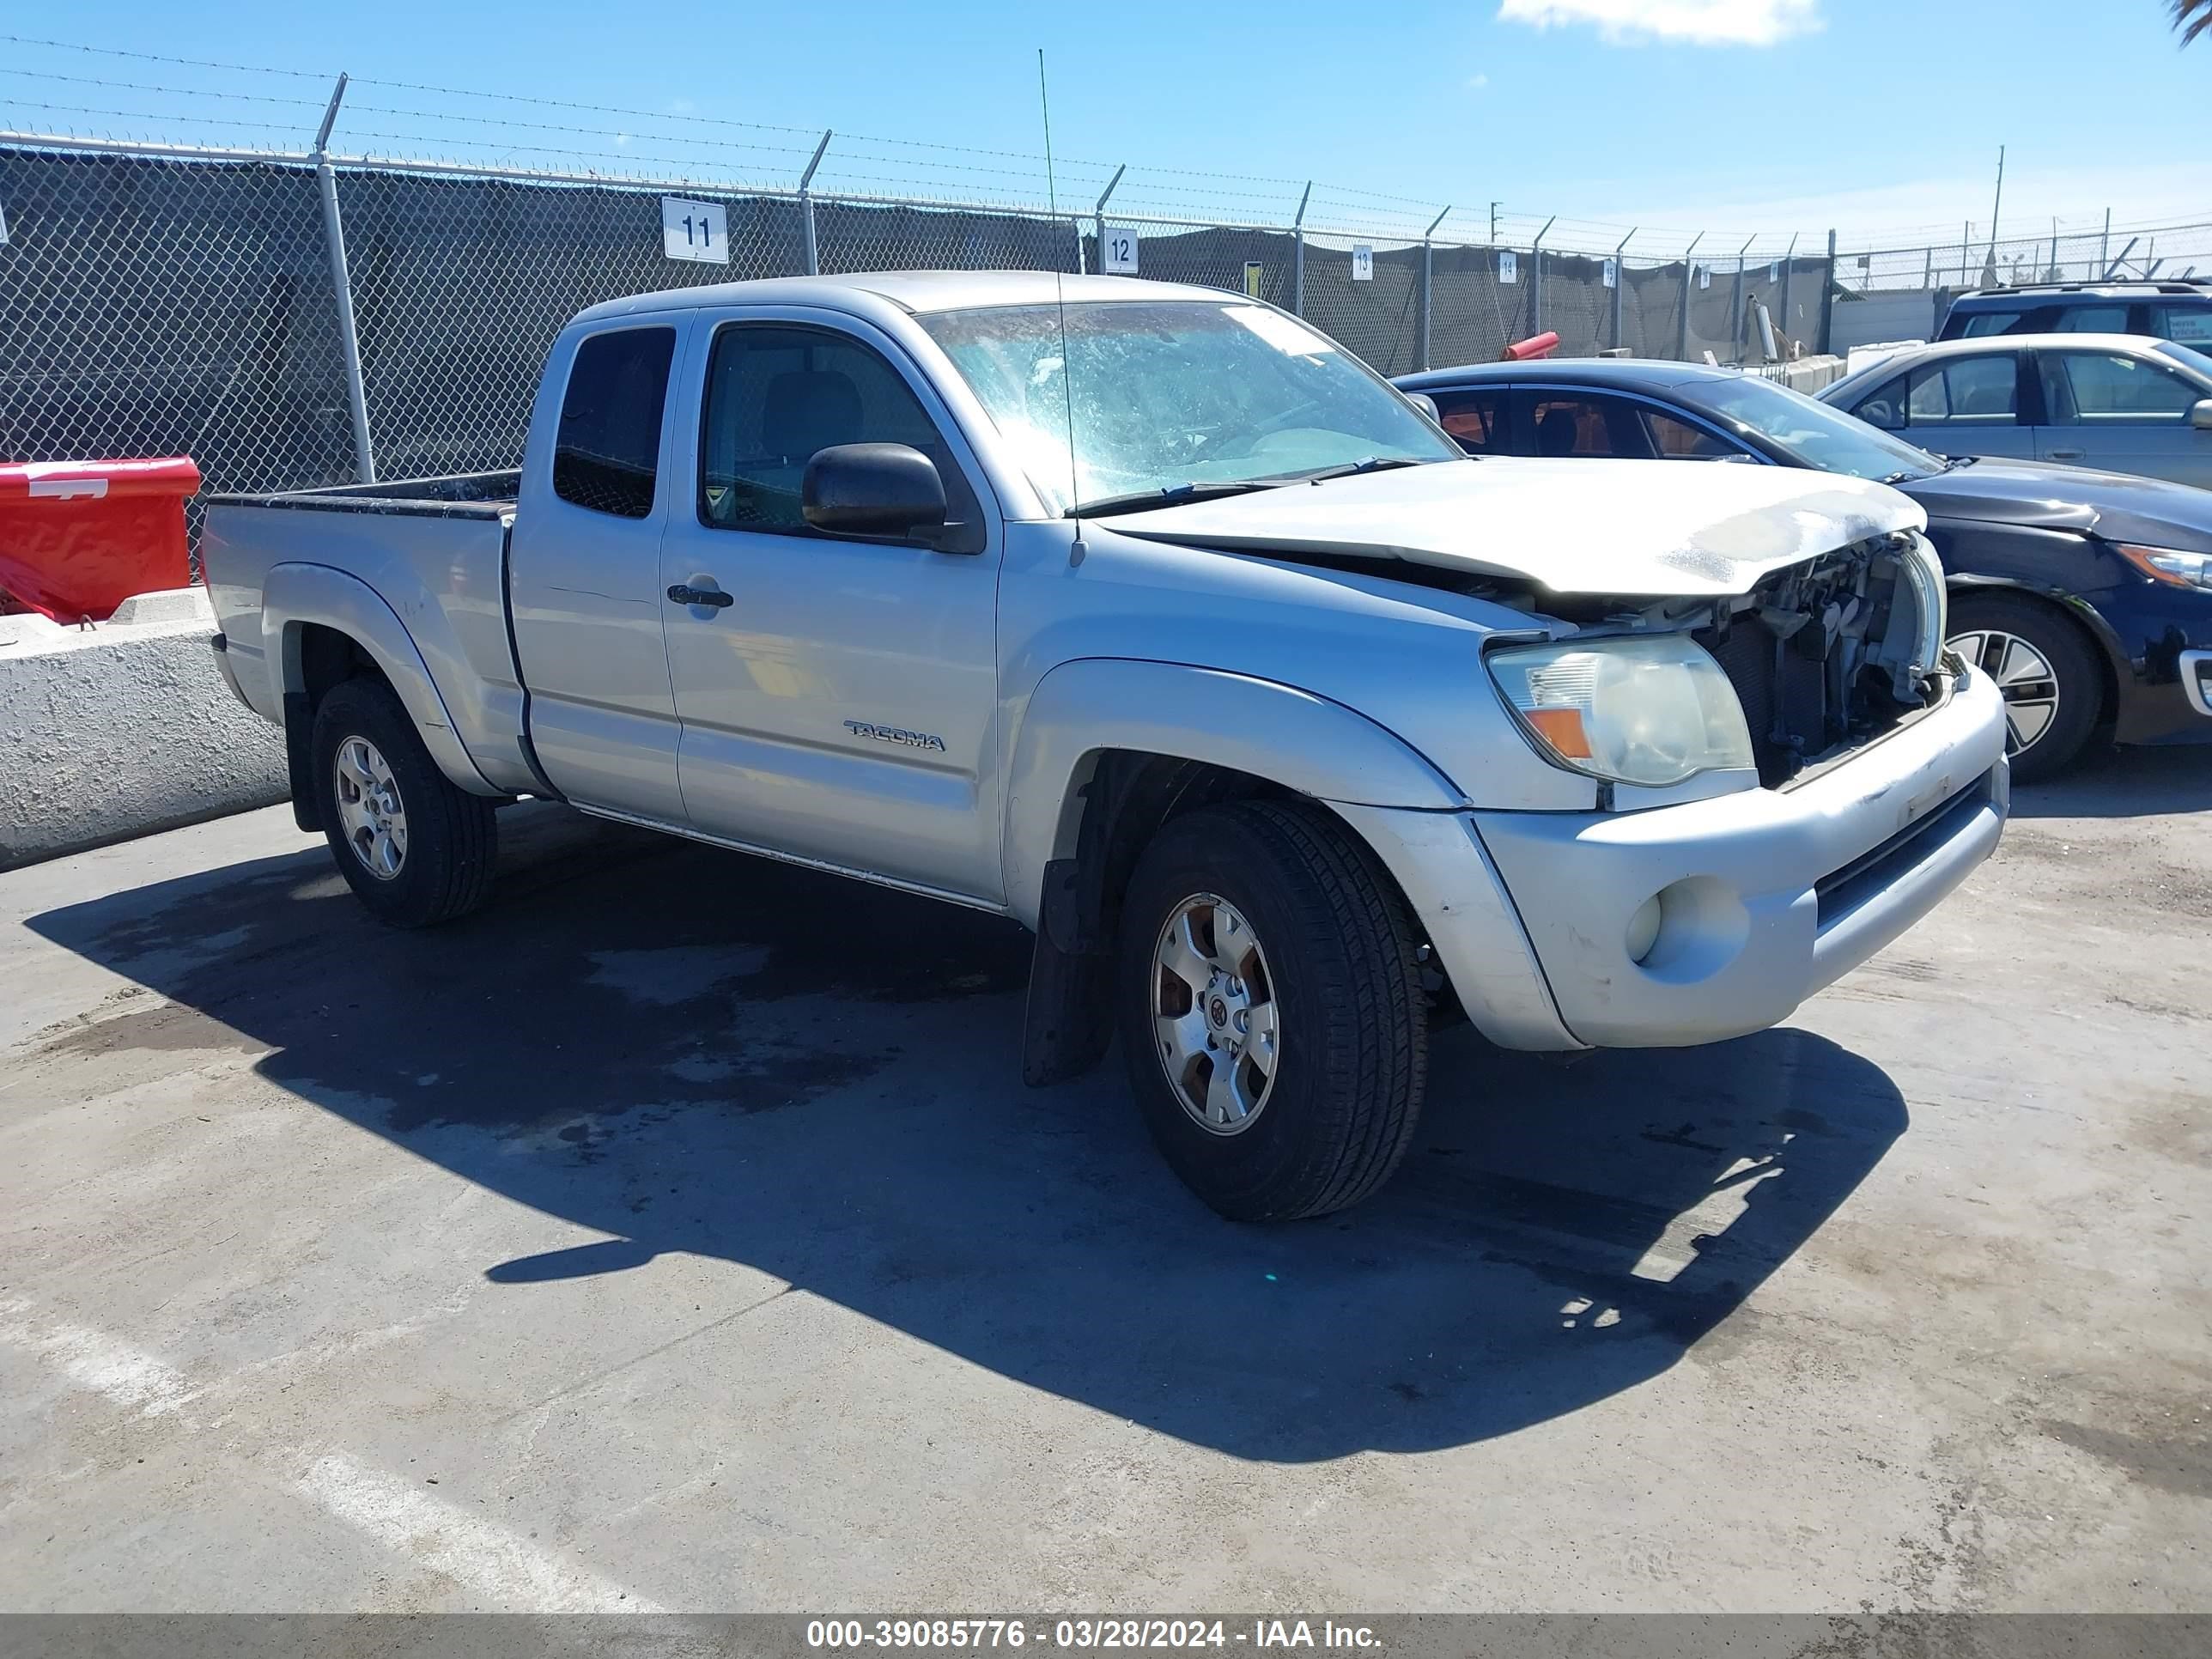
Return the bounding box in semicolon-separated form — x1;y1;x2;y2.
204;271;2008;1220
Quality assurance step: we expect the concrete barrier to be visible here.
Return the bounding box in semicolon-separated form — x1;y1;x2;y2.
1;587;289;871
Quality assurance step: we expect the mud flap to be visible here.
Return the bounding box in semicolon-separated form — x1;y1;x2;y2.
283;690;320;834
1020;857;1115;1086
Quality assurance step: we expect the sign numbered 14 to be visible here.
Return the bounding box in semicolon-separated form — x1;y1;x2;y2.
662;197;729;265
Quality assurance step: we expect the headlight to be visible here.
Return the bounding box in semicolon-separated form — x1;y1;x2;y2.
1486;634;1756;788
2113;543;2212;590
1900;533;1948;676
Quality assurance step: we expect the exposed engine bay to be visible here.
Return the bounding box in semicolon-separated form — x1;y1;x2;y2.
1471;530;1950;787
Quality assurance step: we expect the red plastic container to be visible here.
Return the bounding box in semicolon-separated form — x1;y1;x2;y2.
1501;331;1561;362
0;457;203;623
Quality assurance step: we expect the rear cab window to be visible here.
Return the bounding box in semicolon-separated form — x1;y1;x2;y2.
553;327;677;519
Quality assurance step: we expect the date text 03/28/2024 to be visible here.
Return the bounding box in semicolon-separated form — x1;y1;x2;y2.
805;1620;1383;1650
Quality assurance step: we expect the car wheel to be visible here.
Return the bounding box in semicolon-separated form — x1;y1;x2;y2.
1948;592;2104;783
1116;799;1428;1221
311;676;498;927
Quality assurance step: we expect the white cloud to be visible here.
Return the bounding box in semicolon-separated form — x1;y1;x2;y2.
1468;72;1491;88
1498;1;1821;46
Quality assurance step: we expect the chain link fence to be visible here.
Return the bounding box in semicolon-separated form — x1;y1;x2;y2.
6;131;2210;574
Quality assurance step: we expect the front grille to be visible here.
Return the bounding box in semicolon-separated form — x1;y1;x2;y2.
1814;768;1996;925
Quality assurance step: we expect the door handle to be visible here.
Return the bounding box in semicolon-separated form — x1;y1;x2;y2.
2046;447;2085;460
667;583;734;609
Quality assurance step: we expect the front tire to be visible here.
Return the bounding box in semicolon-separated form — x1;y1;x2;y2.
1116;800;1428;1221
1948;592;2103;782
310;676;498;927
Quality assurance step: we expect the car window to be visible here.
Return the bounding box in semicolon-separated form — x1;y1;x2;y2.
1905;356;2020;425
553;327;676;519
2054;304;2130;333
1643;408;1739;459
1429;388;1510;454
2039;349;2203;424
2150;304;2212;346
1850;374;1910;429
1957;312;2019;338
698;324;981;546
1526;394;1642;458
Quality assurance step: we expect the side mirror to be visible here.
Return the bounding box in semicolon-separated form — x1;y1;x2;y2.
1403;391;1441;422
802;443;950;544
2191;398;2212;431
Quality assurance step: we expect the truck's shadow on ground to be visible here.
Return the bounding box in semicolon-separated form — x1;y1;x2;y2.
28;803;1905;1462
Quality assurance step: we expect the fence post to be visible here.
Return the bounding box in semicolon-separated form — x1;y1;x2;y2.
1819;228;1838;357
1091;163;1126;279
799;130;831;275
1729;234;1753;362
1419;204;1449;370
1779;232;1797;355
1612;228;1634;350
1530;216;1553;342
1675;232;1702;362
311;74;375;486
1291;182;1311;316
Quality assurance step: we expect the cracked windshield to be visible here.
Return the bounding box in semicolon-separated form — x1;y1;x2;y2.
920;301;1460;514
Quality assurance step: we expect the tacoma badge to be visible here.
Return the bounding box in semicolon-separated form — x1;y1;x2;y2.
844;719;946;752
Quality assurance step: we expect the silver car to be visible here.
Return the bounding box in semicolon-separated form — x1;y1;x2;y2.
1820;333;2212;489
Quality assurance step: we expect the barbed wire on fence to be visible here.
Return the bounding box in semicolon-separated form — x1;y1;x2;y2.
6;34;2212;582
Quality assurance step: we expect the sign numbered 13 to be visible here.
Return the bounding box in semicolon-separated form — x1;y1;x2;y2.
1101;226;1140;275
1350;244;1374;282
662;197;729;265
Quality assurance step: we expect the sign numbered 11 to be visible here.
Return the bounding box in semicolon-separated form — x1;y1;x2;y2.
1350;244;1374;282
1101;226;1140;275
662;197;729;265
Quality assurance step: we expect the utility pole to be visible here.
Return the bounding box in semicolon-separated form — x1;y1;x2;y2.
1489;202;1498;246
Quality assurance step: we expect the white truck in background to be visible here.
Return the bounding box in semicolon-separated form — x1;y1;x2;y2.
204;271;2008;1220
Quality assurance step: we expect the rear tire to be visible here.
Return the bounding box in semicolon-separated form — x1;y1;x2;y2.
311;676;498;927
1948;592;2103;783
1115;799;1427;1221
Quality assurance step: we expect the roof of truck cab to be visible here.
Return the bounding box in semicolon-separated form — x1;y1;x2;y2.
569;270;1225;325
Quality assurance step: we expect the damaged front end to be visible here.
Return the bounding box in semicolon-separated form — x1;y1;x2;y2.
1480;529;1954;799
1689;529;1951;786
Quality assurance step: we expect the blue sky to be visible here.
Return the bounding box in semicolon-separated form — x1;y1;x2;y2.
8;2;2209;250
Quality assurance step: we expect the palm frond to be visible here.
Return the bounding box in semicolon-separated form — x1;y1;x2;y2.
2177;0;2212;47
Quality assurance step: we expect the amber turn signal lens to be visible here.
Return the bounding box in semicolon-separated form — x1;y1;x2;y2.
1525;706;1594;758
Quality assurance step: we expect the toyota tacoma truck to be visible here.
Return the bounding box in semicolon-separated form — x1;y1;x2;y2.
203;272;2009;1221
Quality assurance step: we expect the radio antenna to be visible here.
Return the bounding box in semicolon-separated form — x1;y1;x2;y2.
1037;48;1083;548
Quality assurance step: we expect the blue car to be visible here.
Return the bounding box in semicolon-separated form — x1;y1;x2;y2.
1396;358;2212;780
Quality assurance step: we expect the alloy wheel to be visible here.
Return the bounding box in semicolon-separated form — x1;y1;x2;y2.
1152;893;1281;1135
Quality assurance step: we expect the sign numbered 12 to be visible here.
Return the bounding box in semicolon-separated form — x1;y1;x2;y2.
1101;226;1140;275
662;197;729;265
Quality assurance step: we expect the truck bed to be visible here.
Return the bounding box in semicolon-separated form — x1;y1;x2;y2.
201;471;532;796
206;471;520;520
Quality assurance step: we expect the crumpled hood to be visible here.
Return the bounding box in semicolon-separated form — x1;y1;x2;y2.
1094;456;1925;596
1901;458;2212;552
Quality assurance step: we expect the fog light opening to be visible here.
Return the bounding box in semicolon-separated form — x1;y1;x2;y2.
1626;894;1663;964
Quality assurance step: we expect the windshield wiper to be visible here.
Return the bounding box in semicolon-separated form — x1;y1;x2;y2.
1293;456;1431;484
1941;455;1979;471
1072;479;1287;518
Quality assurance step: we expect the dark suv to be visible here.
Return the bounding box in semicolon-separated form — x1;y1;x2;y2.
1938;280;2212;346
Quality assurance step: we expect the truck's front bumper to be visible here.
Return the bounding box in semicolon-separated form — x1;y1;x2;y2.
1338;667;2009;1051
